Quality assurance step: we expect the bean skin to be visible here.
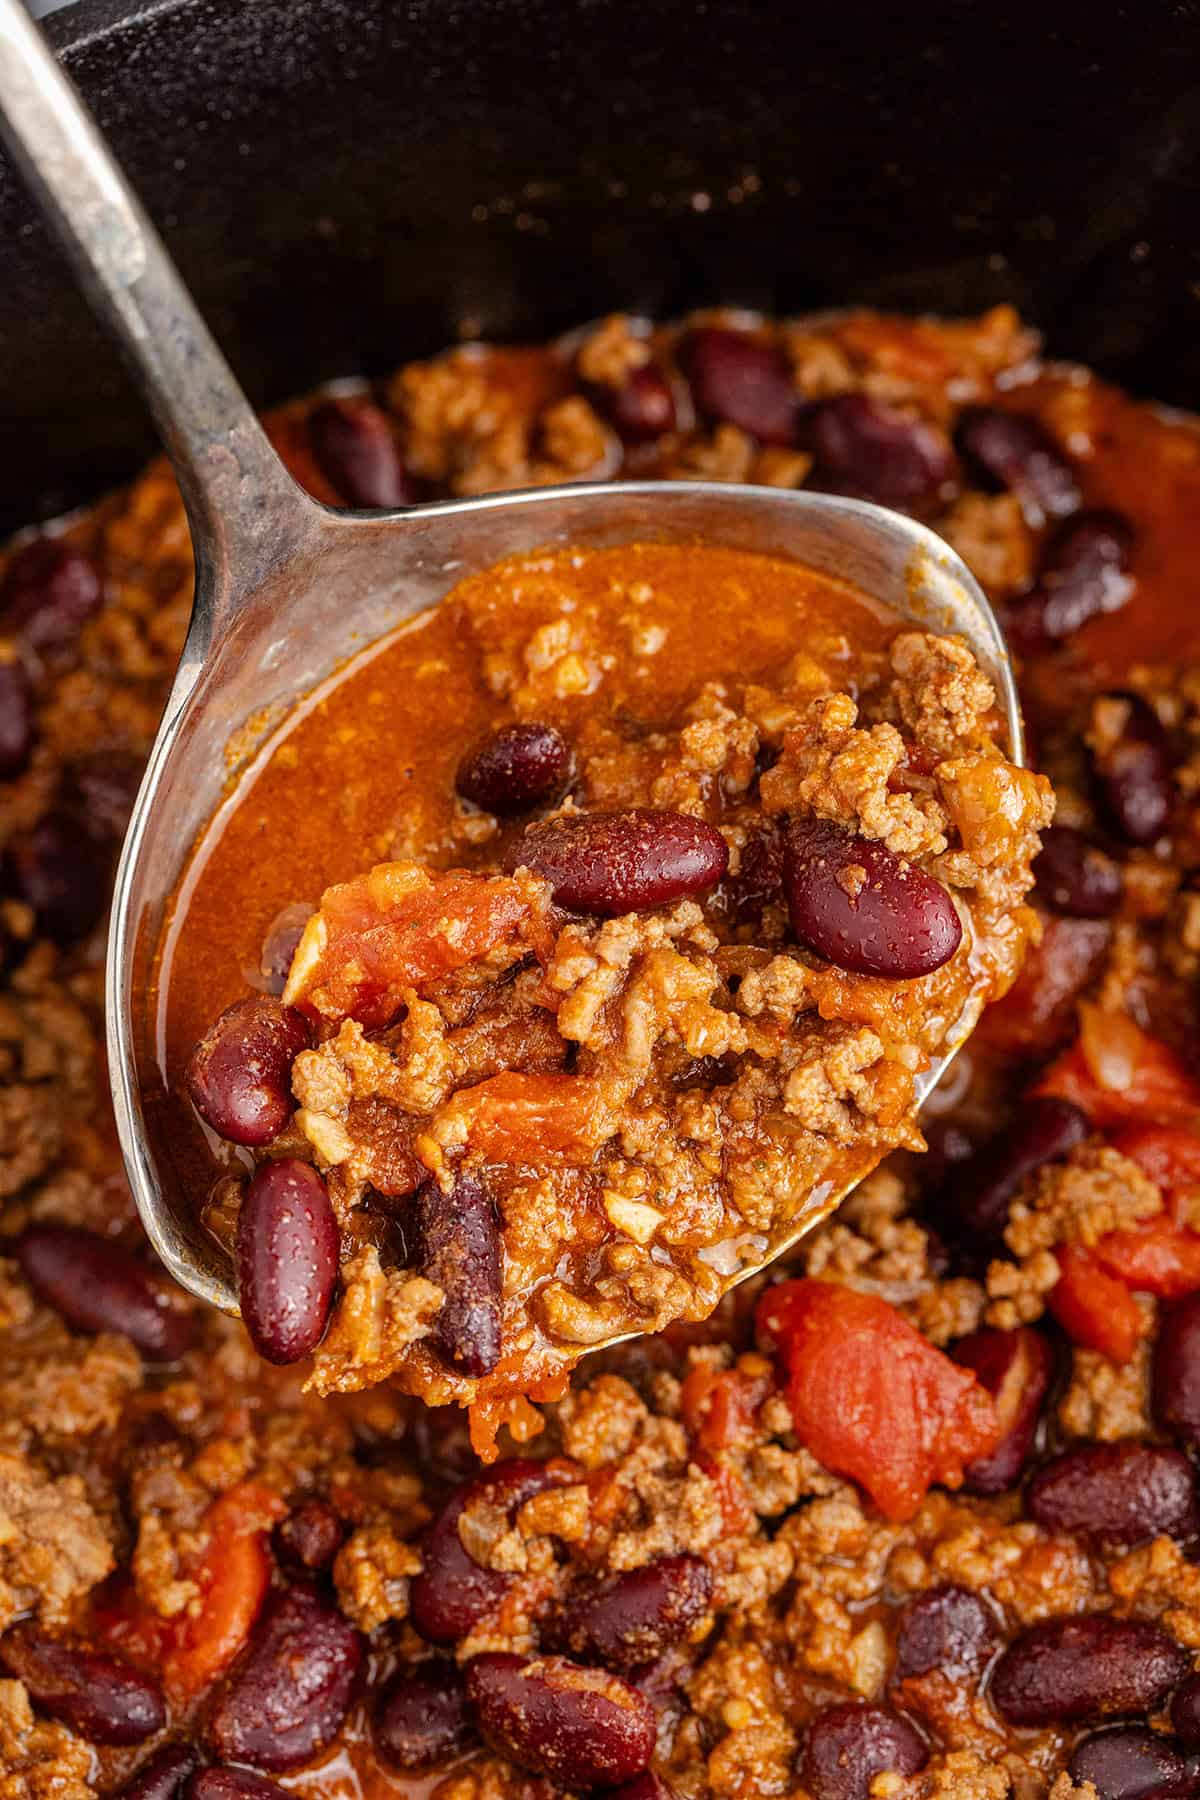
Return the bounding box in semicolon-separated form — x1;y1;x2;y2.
116;1746;200;1800
237;1159;339;1366
185;994;310;1147
457;721;571;816
188;1775;289;1800
551;1553;713;1672
683;327;800;445
1069;1725;1200;1799
374;1664;475;1770
990;1614;1189;1727
1027;1443;1200;1547
308;396;416;508
608;1779;679;1800
0;539;103;650
893;1585;999;1682
1035;824;1123;919
17;1223;195;1361
467;1651;656;1788
0;1623;165;1745
1008;509;1134;648
416;1170;503;1377
783;817;961;978
7;809;109;943
1171;1673;1200;1746
274;1498;345;1571
505;807;728;914
0;657;33;779
941;1095;1090;1248
207;1582;364;1771
801;393;955;509
1091;691;1174;847
1154;1293;1200;1446
800;1700;928;1800
954;405;1081;522
595;364;677;442
952;1326;1054;1495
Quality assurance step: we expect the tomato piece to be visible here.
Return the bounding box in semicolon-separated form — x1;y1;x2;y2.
429;1072;613;1164
1034;1005;1200;1130
284;861;536;1028
976;916;1109;1056
757;1279;998;1522
162;1481;284;1700
680;1363;770;1455
1092;1218;1200;1300
1110;1125;1200;1211
697;1453;754;1534
1046;1244;1142;1363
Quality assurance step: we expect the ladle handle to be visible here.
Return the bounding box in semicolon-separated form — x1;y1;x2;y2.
0;0;311;594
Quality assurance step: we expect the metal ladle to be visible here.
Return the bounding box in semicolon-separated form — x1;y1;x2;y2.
0;0;1023;1337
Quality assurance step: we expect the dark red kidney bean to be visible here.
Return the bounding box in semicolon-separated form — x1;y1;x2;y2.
66;750;145;840
410;1458;578;1644
0;539;103;650
683;327;800;445
274;1498;345;1570
505;807;728;915
237;1159;339;1366
0;1624;165;1745
117;1745;200;1800
188;1775;289;1800
1034;824;1123;919
416;1170;502;1377
1069;1726;1199;1800
953;1326;1054;1495
801;393;955;509
594;364;677;442
208;1582;363;1771
800;1700;928;1800
308;396;415;508
257;903;311;996
17;1223;195;1360
551;1553;713;1672
1092;691;1174;847
185;994;310;1148
893;1585;999;1682
1172;1673;1200;1746
467;1651;656;1788
954;406;1081;520
990;1614;1189;1727
457;721;571;816
1009;509;1135;649
608;1778;679;1800
1154;1293;1200;1446
1028;1443;1200;1547
374;1663;475;1770
0;658;33;779
942;1095;1090;1249
7;809;109;943
782;817;960;978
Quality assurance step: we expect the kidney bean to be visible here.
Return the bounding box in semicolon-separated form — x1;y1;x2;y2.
952;1326;1055;1495
954;406;1081;521
1069;1726;1199;1800
1092;692;1174;847
410;1458;579;1644
185;994;310;1147
505;807;728;915
416;1170;502;1377
237;1159;339;1366
800;1700;928;1800
893;1585;999;1682
608;1779;679;1800
1154;1293;1200;1446
941;1096;1090;1249
683;326;800;445
467;1651;655;1788
66;749;145;841
801;393;955;509
7;809;109;943
1172;1674;1200;1746
594;364;677;442
274;1498;345;1571
308;396;415;508
188;1775;288;1800
990;1614;1189;1726
257;902;312;995
551;1553;713;1673
457;721;571;816
374;1663;475;1770
782;817;961;978
0;659;33;780
117;1746;200;1800
1028;1443;1200;1547
0;1623;164;1745
207;1581;363;1771
0;539;103;650
1009;509;1135;649
17;1223;195;1360
1034;824;1123;919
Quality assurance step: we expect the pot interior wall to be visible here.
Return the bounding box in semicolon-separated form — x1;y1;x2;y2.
0;0;1198;531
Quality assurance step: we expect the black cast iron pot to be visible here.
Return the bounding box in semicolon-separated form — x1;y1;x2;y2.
1;0;1198;534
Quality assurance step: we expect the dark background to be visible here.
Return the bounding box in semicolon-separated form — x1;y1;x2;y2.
2;0;1199;530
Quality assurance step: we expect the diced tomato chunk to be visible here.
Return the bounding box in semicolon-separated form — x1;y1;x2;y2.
162;1481;284;1699
977;916;1109;1056
1046;1244;1143;1363
757;1278;998;1521
1110;1125;1200;1210
1093;1218;1200;1300
430;1072;613;1164
680;1362;771;1456
697;1453;754;1534
284;861;536;1028
1035;1004;1200;1130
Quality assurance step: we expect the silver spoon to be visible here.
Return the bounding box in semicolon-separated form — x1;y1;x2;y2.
0;0;1023;1337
